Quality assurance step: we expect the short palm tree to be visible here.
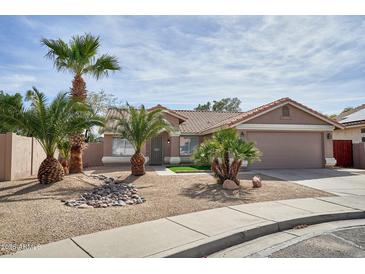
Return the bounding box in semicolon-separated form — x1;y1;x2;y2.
0;87;104;184
193;128;261;185
110;105;172;176
41;33;120;174
57;139;71;174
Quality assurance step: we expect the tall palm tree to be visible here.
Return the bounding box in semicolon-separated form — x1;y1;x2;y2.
0;87;104;184
193;128;261;185
41;33;120;174
110;105;172;176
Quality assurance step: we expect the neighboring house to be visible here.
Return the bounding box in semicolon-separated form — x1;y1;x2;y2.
103;97;343;169
333;104;365;169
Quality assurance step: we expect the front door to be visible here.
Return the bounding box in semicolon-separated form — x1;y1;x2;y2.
150;135;163;165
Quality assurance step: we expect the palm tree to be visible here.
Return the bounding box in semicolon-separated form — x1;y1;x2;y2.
109;105;172;176
193;128;261;185
57;139;71;174
41;33;120;174
0;87;104;184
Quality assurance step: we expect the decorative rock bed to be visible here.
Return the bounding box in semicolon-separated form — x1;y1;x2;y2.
64;175;146;208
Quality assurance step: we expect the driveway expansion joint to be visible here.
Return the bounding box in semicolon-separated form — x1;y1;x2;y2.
165;217;210;237
70;238;94;258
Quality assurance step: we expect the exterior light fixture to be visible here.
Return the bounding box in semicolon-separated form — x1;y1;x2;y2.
327;133;332;140
167;138;171;144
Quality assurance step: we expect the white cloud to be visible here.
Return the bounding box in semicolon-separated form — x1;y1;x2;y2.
1;16;364;114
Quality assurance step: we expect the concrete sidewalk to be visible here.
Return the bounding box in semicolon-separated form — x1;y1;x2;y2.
5;195;365;258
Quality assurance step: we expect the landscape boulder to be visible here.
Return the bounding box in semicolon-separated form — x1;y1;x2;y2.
223;179;239;190
252;176;262;188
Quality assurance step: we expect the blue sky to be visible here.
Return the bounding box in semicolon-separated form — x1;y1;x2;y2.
0;16;364;114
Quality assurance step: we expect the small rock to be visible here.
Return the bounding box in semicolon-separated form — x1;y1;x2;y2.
252;176;262;188
77;204;92;209
223;179;239;190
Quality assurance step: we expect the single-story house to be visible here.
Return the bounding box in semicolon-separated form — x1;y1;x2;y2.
333;104;365;168
102;97;343;169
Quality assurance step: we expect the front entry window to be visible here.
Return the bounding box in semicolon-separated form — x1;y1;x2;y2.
112;138;135;156
180;136;199;156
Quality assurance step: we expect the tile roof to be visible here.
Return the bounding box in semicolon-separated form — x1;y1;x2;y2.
105;97;344;135
148;104;188;121
199;97;344;133
173;110;242;134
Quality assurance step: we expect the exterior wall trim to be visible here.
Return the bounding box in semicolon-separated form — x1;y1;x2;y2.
236;124;334;131
164;157;181;164
102;156;149;165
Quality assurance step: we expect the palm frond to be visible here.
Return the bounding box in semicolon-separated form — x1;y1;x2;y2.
42;33;120;77
84;54;121;79
109;104;172;152
0;87;103;157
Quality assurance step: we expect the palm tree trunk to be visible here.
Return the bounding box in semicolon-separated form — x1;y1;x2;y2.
71;73;87;100
69;73;87;174
223;151;230;177
38;156;65;184
229;159;242;185
69;136;84;174
130;151;145;176
211;158;225;184
59;157;70;175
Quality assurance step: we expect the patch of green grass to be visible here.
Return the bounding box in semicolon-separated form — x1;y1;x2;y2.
167;165;211;173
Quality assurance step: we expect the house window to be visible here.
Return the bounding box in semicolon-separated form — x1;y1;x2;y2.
112;138;135;156
361;128;365;133
180;136;199;156
362;137;365;143
282;106;290;117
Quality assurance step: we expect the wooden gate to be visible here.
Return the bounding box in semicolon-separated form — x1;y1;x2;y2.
333;140;353;167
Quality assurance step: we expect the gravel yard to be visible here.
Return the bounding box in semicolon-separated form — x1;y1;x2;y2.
0;166;332;255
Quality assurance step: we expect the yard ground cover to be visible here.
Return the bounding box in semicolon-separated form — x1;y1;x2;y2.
167;165;211;173
0;166;332;255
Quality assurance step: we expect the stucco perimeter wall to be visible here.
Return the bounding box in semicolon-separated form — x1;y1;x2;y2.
83;142;104;168
0;133;46;181
333;126;362;144
353;143;365;169
0;134;8;181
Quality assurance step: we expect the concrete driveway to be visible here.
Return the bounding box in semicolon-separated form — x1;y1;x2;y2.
256;168;365;196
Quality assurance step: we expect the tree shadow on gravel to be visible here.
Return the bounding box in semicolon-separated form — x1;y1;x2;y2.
0;180;47;201
180;183;253;203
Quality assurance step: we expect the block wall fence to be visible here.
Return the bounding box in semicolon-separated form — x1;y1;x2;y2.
0;133;103;181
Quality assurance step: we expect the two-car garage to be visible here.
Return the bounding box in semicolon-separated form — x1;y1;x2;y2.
246;132;324;169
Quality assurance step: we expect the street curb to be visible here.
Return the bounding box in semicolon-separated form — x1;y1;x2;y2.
163;211;365;258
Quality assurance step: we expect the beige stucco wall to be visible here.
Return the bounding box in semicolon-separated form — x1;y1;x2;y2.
323;131;334;158
83;142;104;167
32;138;46;176
246;104;328;125
0;133;48;181
169;136;180;157
0;134;8;181
333;126;363;144
103;134;113;156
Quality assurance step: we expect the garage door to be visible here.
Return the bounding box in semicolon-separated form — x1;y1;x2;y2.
247;132;323;169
